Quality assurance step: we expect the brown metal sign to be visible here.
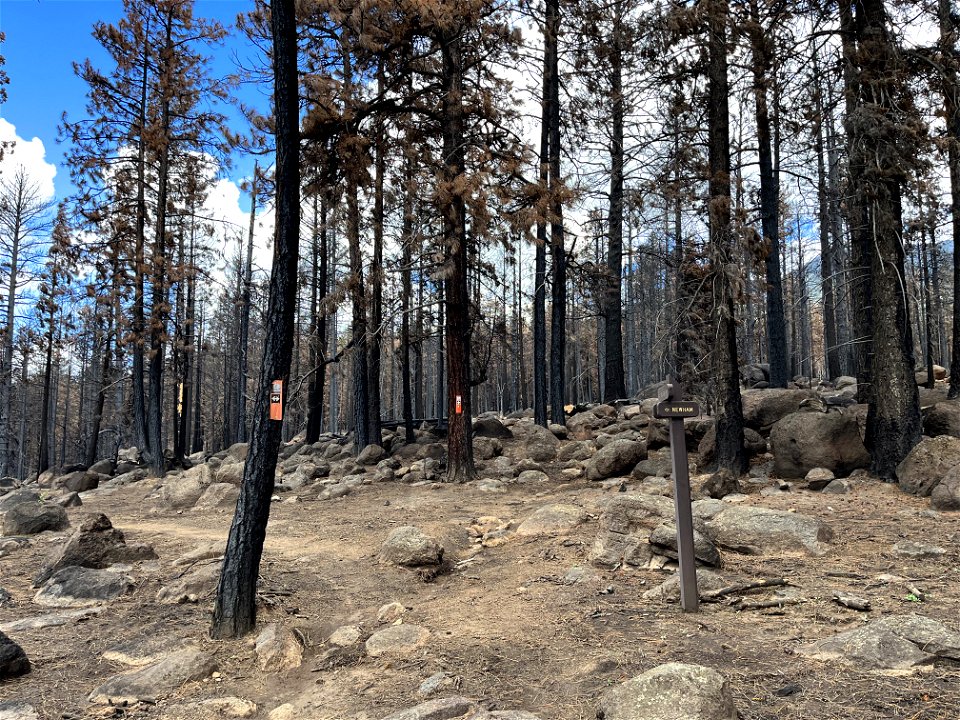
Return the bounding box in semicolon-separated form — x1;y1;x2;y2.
654;401;701;419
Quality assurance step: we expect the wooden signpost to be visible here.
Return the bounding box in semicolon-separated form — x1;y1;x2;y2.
653;377;701;613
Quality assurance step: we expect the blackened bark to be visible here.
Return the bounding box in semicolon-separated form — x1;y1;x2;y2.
37;286;57;477
146;13;173;477
940;0;960;397
131;30;150;458
237;164;258;444
707;0;746;474
440;24;476;483
547;0;566;425
368;68;385;447
848;0;921;478
603;0;626;403
747;0;788;388
533;4;550;427
306;191;328;443
211;0;300;638
400;158;415;445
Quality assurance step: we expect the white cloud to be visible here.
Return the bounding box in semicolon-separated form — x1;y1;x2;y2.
200;174;275;287
0;118;57;201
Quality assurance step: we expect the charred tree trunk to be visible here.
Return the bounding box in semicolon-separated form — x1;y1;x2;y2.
707;0;747;474
440;23;476;483
603;0;626;403
211;0;300;639
237;164;258;444
306;191;328;443
747;0;788;388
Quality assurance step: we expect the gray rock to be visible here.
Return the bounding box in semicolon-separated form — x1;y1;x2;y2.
381;526;444;566
193;483;239;510
473;437;503;461
103;632;184;667
823;479;851;494
159;477;205;508
365;624;430;658
800;614;960;670
255;624;304;672
599;663;737;720
418;672;455;697
0;631;30;678
88;459;115;476
701;505;833;556
33;513;156;586
589;494;673;568
770;411;870;479
514;504;585;537
891;541;945;559
359;444;387;465
516;469;548;484
741;389;812;432
88;647;217;705
55;470;103;493
117;446;141;464
931;465;960;510
642;570;728;603
0;490;40;514
649;523;722;567
55;492;83;508
0;608;102;633
156;560;220;604
896;435;960;497
1;502;68;536
225;442;249;463
0;588;10;607
473;417;513;439
585;439;647;481
216;462;245;486
379;697;475;720
567;409;615;440
558;441;593;462
0;702;39;720
922;401;960;438
524;424;559;462
805;467;835;491
34;566;134;607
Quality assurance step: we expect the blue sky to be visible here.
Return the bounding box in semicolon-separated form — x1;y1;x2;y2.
0;0;266;201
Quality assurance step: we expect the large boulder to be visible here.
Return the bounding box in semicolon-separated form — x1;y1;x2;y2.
923;401;960;438
158;477;205;509
585;439;646;481
215;461;245;486
0;489;40;514
566;409;615;440
599;663;737;720
697;425;765;466
380;526;443;567
896;435;960;496
34;513;156;586
701;505;833;556
523;424;560;462
365;624;431;658
589;494;674;568
800;614;960;670
358;444;387;466
192;483;239;511
931;465;960;510
648;523;722;567
255;624;304;673
2;502;68;536
225;443;249;463
741;389;812;433
54;471;102;493
473;416;513;440
769;411;870;479
0;631;31;678
156;560;220;604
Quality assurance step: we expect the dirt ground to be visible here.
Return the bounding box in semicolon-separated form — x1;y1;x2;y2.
2;469;959;720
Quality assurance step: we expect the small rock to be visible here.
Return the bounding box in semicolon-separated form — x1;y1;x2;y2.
377;602;405;624
379;696;474;720
55;492;83;508
0;702;39;720
648;524;722;567
255;624;304;672
891;541;945;560
380;526;443;567
0;608;102;633
516;470;548;484
327;625;362;647
823;479;851;494
267;704;296;720
0;631;31;678
358;444;387;465
193;483;240;511
365;624;430;658
418;672;454;697
805;467;835;491
642;570;728;604
599;663;737;720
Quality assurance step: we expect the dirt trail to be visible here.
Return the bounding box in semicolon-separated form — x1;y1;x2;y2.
2;475;959;720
